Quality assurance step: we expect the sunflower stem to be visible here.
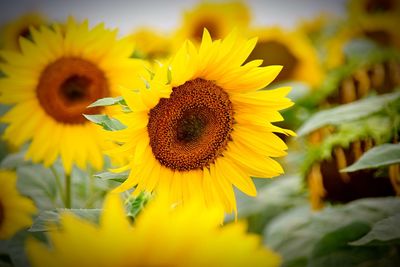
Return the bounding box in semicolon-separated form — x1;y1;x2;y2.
65;173;72;209
86;166;95;208
50;165;66;206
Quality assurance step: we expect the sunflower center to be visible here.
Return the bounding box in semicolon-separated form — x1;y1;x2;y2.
366;0;393;14
0;202;4;228
36;57;109;124
147;78;234;171
176;110;207;143
246;41;298;83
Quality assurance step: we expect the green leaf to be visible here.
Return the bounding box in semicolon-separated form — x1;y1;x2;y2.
94;170;129;183
29;209;101;232
126;192;152;218
84;114;126;131
6;230;31;267
87;96;124;108
130;49;145;59
17;165;60;210
0;150;29;169
237;175;306;217
344;38;380;61
341;143;400;172
308;222;375;267
263;197;400;267
297;92;400;136
350;214;400;246
0;259;13;267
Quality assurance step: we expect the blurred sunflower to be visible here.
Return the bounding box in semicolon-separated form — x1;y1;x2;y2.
173;1;250;47
0;12;46;51
304;48;400;209
245;27;323;86
325;17;400;69
27;193;281;267
348;0;400;20
108;30;294;215
0;170;36;239
129;28;172;61
298;12;332;42
0;18;144;173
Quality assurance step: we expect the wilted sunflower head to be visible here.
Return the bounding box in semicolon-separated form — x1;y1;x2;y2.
27;193;281;267
324;17;400;69
106;29;295;216
245;27;323;87
305;117;398;210
0;170;36;239
348;0;400;20
0;12;46;51
0;17;145;173
173;1;250;48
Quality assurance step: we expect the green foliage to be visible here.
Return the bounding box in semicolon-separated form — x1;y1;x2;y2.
125;192;152;219
29;208;101;232
342;143;400;172
297;92;400;136
0;150;30;169
300;116;393;179
83;114;126;131
350;214;400;246
17;164;61;210
227;175;307;233
87;96;125;108
263;197;400;267
308;222;382;267
2;231;31;267
343;39;381;62
94;170;129;183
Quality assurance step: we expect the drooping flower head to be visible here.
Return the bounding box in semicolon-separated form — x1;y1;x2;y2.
348;0;400;20
0;12;46;51
107;30;294;215
0;170;36;239
0;18;144;173
27;193;281;267
324;16;400;69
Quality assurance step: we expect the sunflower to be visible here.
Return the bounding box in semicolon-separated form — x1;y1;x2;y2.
348;0;400;20
305;117;397;210
245;27;323;86
128;28;172;61
107;30;294;215
173;1;250;48
27;193;281;267
0;18;144;173
0;170;36;239
298;12;333;42
0;12;46;51
325;17;400;69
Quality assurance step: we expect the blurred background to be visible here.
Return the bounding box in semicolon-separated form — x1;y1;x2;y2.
0;0;399;267
0;0;347;33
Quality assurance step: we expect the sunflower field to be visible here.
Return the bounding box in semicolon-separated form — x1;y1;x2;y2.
0;0;399;267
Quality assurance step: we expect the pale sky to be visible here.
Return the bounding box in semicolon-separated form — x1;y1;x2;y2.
0;0;347;35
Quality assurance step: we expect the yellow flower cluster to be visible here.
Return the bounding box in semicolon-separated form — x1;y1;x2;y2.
0;2;295;266
27;193;281;267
